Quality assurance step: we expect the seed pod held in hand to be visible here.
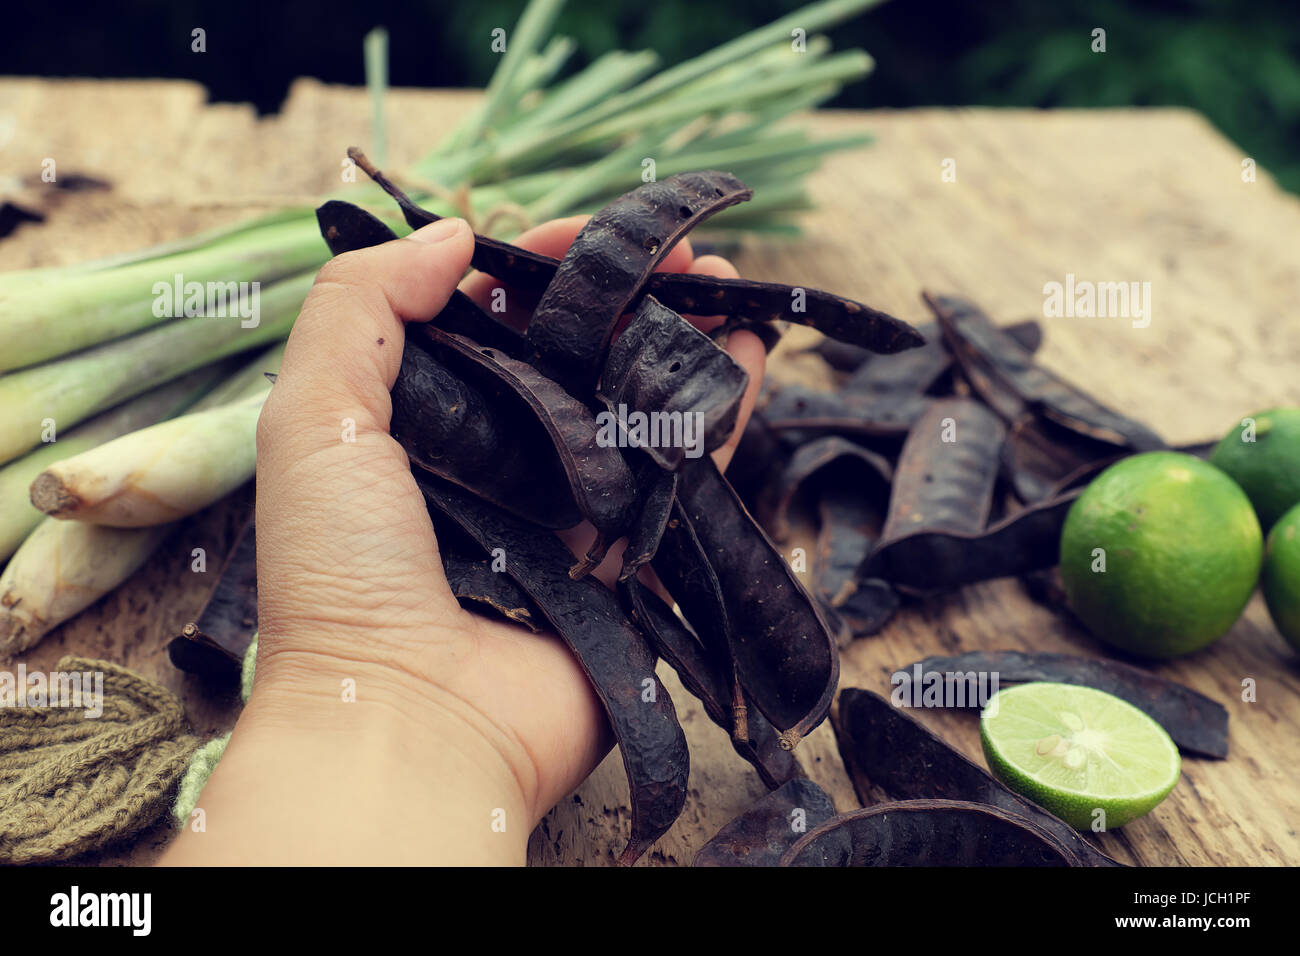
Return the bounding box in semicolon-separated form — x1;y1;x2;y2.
528;171;753;392
391;336;583;530
598;295;748;471
349;150;923;354
621;577;798;790
417;472;689;866
417;326;637;577
674;457;839;747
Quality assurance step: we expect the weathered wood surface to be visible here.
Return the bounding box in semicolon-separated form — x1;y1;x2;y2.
2;79;1298;866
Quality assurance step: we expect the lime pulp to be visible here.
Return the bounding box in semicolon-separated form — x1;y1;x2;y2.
980;682;1180;830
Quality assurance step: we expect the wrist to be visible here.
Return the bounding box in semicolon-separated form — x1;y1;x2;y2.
177;641;534;865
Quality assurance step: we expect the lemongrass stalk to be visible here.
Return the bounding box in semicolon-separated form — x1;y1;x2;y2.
503;50;660;137
520;118;686;221
0;219;323;372
31;390;266;527
575;0;881;123
450;0;566;150
0;0;885;368
435;0;882;182
189;341;286;410
0;518;169;656
365;27;389;167
0;207;317;289
452;49;871;186
0;366;227;562
524;127;868;223
668;36;832;103
0;272;311;467
25;344;284;527
1;3;875;321
546;52;874;162
688;85;843;151
508;35;577;106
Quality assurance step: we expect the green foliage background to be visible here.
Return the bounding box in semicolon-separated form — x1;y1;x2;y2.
6;1;1297;191
443;0;1300;193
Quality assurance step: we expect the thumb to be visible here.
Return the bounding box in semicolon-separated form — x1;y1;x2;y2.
262;218;474;451
253;219;474;643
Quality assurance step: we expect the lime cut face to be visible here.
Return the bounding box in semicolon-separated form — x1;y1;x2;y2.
980;682;1180;831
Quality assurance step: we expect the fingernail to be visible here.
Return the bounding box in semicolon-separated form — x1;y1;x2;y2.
409;218;468;244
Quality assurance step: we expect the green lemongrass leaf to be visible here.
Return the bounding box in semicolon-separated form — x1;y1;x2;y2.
500;0;882;154
455;0;566;148
700;219;804;237
1;0;886;367
523;126;863;224
685;84;842;149
521;120;689;220
471;168;572;210
365;27;389;167
423;17;874;185
418;47;655;178
663;133;872;179
668;37;832;104
508;35;577;105
490;50;874;176
503;50;661;137
0;206;318;286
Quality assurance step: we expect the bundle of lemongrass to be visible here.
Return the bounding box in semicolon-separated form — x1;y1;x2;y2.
0;0;885;655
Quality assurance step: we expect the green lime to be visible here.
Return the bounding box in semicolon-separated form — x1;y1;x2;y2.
1059;451;1261;658
1262;502;1300;652
980;682;1180;831
1209;408;1300;530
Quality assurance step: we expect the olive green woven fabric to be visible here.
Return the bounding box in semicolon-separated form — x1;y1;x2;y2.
0;657;198;863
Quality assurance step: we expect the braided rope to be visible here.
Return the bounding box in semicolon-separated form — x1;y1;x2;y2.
0;657;199;864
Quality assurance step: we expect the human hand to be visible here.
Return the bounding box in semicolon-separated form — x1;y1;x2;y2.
162;215;764;866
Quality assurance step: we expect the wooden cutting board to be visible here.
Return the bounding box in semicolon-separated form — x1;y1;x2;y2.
2;78;1298;866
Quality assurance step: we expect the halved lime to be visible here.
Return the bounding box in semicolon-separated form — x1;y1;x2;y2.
980;682;1180;831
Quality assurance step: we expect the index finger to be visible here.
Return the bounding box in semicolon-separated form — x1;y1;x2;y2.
259;218;474;460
